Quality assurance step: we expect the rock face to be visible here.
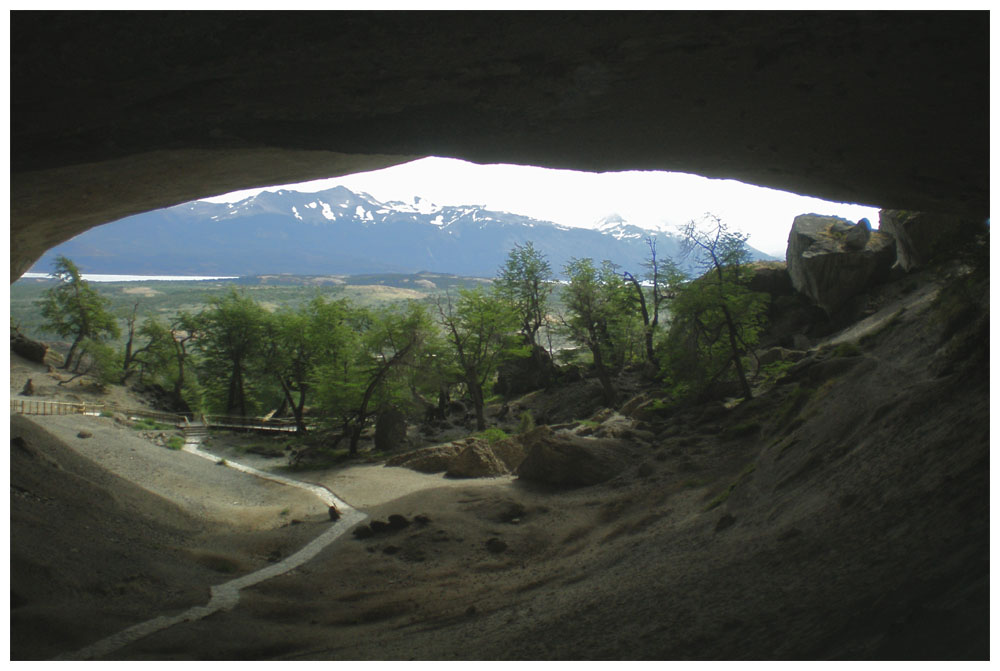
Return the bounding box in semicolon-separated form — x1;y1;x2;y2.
786;214;896;315
385;444;463;474
495;346;556;396
878;210;986;271
516;427;628;487
9;13;987;281
446;441;509;479
11;329;48;364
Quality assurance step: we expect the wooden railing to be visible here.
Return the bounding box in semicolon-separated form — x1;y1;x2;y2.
11;399;302;433
10;399;94;416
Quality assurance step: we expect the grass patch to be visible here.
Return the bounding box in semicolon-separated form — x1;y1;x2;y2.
517;410;535;435
131;417;174;431
475;427;509;445
832;341;862;358
166;435;184;450
704;462;757;512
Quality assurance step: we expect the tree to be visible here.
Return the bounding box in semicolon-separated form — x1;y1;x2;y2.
37;256;120;370
194;289;268;416
263;296;356;435
561;258;635;406
662;214;768;402
622;237;684;369
496;241;554;352
436;287;521;431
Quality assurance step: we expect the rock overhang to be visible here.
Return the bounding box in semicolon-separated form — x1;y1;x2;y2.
9;11;989;281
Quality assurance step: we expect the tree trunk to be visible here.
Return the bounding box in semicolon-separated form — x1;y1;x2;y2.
468;378;486;431
720;303;752;401
62;334;84;370
589;338;618;407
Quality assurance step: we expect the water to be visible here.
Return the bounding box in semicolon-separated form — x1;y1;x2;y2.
20;273;238;283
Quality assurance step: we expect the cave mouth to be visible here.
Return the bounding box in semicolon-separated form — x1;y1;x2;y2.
24;156;883;280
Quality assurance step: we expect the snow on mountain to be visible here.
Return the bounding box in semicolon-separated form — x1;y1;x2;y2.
30;186;777;278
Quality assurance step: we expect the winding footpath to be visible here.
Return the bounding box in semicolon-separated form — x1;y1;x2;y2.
57;430;368;661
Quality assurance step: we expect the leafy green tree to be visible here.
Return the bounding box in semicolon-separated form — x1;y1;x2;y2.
436;287;521;431
345;302;434;453
37;256;120;370
57;338;120;388
263;296;356;434
496;241;554;352
622;237;685;369
662;215;768;402
561;258;636;406
194;289;268;416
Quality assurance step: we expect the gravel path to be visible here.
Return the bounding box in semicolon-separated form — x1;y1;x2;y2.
31;414;324;528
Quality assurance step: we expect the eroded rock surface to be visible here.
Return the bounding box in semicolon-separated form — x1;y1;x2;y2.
786;214;896;315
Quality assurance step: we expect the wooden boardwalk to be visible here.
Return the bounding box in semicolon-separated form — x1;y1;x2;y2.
11;399;303;434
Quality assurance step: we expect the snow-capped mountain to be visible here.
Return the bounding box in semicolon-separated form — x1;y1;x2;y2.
30;186;775;278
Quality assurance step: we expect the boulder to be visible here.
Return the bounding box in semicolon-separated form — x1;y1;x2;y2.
374;406;407;452
10;329;48;364
786;214;896;315
446;440;509;478
516;426;628;487
878;209;986;271
385;443;463;474
491;437;527;472
747;261;794;296
495;345;556;396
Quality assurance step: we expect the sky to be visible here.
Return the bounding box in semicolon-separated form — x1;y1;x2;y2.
202;156;881;258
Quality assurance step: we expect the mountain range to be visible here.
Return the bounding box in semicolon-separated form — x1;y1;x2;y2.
29;186;776;278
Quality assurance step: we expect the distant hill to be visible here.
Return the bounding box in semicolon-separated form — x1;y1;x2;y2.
31;186;777;278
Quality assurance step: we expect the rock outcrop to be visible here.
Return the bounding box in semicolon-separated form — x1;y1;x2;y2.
11;329;48;364
446;441;509;479
878;209;986;271
385;444;463;474
785;214;896;315
515;427;628;487
495;346;556;396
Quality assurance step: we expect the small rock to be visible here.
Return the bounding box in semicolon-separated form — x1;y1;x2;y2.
485;538;507;554
352;525;375;540
77;431;92;439
387;514;410;530
465;605;478;616
414;514;432;526
20;379;34;396
328;506;341;521
267;549;282;563
369;520;391;534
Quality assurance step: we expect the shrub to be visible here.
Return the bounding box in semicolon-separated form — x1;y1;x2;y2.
166;435;184;450
517;411;535;434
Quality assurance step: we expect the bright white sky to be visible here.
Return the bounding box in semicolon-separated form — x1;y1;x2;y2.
203;156;881;258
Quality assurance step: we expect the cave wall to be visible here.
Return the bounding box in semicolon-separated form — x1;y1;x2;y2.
10;11;988;281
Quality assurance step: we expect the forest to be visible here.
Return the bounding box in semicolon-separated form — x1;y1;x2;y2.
20;216;772;459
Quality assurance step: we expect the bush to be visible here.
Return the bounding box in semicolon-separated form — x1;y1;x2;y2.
517;411;535;434
166;435;184;450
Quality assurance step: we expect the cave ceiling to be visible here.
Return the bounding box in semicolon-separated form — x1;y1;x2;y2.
9;11;989;281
